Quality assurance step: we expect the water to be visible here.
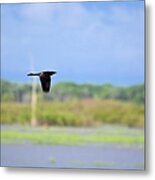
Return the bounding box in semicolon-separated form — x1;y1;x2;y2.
1;125;144;170
1;143;144;170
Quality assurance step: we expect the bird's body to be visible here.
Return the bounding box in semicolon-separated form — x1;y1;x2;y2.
27;71;56;93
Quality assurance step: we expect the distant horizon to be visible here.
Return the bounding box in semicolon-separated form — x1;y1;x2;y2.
1;77;144;87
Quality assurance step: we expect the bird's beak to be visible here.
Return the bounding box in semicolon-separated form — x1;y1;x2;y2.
27;73;32;76
27;72;40;76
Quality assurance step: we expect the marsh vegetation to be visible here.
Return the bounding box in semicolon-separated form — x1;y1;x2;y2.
1;79;144;128
1;80;145;169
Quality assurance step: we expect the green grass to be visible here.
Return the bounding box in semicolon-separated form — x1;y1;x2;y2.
1;99;144;128
132;162;144;169
49;157;57;165
93;161;116;168
1;126;144;145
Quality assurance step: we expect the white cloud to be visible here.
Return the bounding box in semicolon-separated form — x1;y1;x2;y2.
1;1;144;84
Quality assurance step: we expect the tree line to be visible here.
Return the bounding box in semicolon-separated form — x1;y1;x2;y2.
1;79;144;104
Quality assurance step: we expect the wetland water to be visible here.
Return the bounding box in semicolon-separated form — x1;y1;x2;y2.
1;125;144;170
1;143;144;169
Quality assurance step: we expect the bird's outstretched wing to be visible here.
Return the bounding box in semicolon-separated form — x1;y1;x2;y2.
39;75;51;93
43;71;56;76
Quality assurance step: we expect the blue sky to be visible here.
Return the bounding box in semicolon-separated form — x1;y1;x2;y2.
1;1;144;85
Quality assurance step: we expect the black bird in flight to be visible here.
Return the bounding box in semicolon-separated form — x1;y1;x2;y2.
27;71;56;93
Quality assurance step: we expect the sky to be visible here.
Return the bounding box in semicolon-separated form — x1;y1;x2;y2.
1;1;144;85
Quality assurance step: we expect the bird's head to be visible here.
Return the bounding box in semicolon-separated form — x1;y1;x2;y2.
27;72;40;76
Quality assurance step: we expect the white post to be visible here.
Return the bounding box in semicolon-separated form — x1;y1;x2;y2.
29;54;37;127
31;76;37;127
